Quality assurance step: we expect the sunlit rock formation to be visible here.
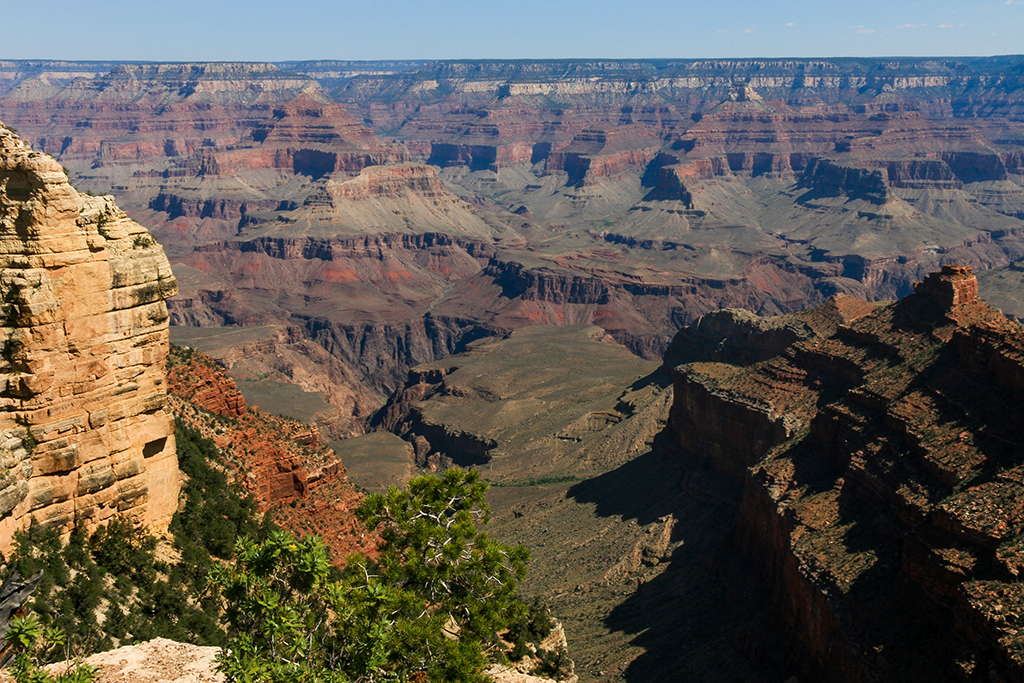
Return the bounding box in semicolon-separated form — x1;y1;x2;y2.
0;124;179;550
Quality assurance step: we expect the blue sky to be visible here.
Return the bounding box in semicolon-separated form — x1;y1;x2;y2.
6;0;1023;61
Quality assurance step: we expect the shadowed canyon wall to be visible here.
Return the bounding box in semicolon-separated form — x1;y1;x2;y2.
669;266;1024;681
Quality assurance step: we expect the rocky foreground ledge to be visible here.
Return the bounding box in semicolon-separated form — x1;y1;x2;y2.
12;638;223;683
29;638;573;683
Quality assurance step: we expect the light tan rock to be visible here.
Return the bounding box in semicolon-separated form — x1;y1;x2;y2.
37;638;573;683
37;638;223;683
38;637;570;683
488;621;577;683
0;122;179;550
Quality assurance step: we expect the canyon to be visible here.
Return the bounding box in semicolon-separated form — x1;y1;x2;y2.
369;265;1024;682
2;58;1024;415
5;57;1024;681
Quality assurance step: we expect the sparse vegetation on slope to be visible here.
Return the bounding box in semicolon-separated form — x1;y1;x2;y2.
3;421;270;658
213;468;572;683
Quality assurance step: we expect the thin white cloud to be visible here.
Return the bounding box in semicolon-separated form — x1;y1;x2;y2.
743;27;755;33
716;29;728;33
938;23;954;27
850;25;877;33
784;22;795;27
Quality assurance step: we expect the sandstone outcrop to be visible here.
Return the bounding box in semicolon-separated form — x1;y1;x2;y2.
669;265;1024;680
38;637;223;683
0;124;179;550
545;128;662;187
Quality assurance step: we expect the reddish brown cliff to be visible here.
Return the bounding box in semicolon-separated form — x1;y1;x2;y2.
166;349;246;418
166;346;376;562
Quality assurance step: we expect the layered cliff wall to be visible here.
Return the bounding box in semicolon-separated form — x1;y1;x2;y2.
306;57;1024;113
0;124;179;550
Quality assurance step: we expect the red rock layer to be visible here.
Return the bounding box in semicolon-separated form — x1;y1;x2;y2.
167;347;377;562
166;350;246;418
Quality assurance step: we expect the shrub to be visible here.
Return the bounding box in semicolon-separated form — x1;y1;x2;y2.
213;468;536;683
4;614;97;683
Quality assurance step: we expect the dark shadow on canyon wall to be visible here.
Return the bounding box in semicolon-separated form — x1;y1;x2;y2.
565;431;688;527
566;431;781;682
604;539;783;683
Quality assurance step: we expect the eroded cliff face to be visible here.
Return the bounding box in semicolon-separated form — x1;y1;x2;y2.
0;124;179;550
166;346;377;563
166;231;851;396
669;266;1024;681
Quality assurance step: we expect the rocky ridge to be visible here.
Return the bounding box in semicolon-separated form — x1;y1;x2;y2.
662;293;878;369
166;348;246;418
669;265;1024;680
0;123;179;552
